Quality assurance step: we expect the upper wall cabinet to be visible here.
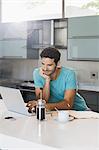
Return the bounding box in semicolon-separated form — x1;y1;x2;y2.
1;40;27;59
68;16;99;38
0;18;68;59
68;16;99;61
0;22;27;59
27;20;52;49
68;38;99;60
27;19;68;51
0;22;27;40
54;19;67;49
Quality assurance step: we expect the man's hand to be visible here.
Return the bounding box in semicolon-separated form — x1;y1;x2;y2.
39;68;50;81
26;100;37;113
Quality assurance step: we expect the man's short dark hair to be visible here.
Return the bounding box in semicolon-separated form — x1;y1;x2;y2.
40;47;61;65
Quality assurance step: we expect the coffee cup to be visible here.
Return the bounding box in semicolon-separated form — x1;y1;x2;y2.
57;111;69;123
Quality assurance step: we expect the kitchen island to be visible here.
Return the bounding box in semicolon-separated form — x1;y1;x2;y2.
0;100;99;150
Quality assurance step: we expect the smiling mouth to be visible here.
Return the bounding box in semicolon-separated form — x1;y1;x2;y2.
43;71;51;75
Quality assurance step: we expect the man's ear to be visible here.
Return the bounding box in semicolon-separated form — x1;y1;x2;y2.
57;61;61;68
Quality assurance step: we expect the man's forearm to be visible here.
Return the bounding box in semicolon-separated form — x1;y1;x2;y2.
46;100;72;111
42;79;50;102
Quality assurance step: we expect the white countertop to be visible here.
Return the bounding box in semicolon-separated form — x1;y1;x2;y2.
78;82;99;91
0;100;99;150
0;133;59;150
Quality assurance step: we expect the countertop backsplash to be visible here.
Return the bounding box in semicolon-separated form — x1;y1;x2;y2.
0;59;38;81
0;57;99;87
75;69;99;85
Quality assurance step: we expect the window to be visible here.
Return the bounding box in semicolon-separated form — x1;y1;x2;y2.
65;0;98;17
1;0;62;22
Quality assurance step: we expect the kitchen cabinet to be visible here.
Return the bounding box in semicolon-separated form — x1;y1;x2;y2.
27;21;43;49
43;20;52;47
78;90;99;112
1;22;27;39
68;15;99;61
68;16;99;38
27;20;52;59
27;18;68;51
54;18;67;49
27;20;52;49
68;38;99;60
0;22;28;59
1;40;27;59
0;22;39;59
0;18;68;59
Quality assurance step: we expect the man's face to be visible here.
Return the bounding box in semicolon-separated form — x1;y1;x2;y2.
41;57;57;76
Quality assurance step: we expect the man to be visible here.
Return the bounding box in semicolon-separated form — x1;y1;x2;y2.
27;47;89;111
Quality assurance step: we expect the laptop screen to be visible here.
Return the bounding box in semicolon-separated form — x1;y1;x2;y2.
0;86;32;116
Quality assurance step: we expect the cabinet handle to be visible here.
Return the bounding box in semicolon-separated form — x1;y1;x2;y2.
71;36;99;39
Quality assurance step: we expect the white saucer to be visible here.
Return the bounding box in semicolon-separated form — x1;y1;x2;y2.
54;116;74;123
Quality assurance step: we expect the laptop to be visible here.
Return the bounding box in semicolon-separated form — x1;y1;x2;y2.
0;86;35;116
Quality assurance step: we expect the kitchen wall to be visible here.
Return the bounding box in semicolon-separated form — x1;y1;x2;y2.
12;59;38;81
0;41;99;83
0;19;99;83
60;50;99;83
0;59;38;81
0;46;99;83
